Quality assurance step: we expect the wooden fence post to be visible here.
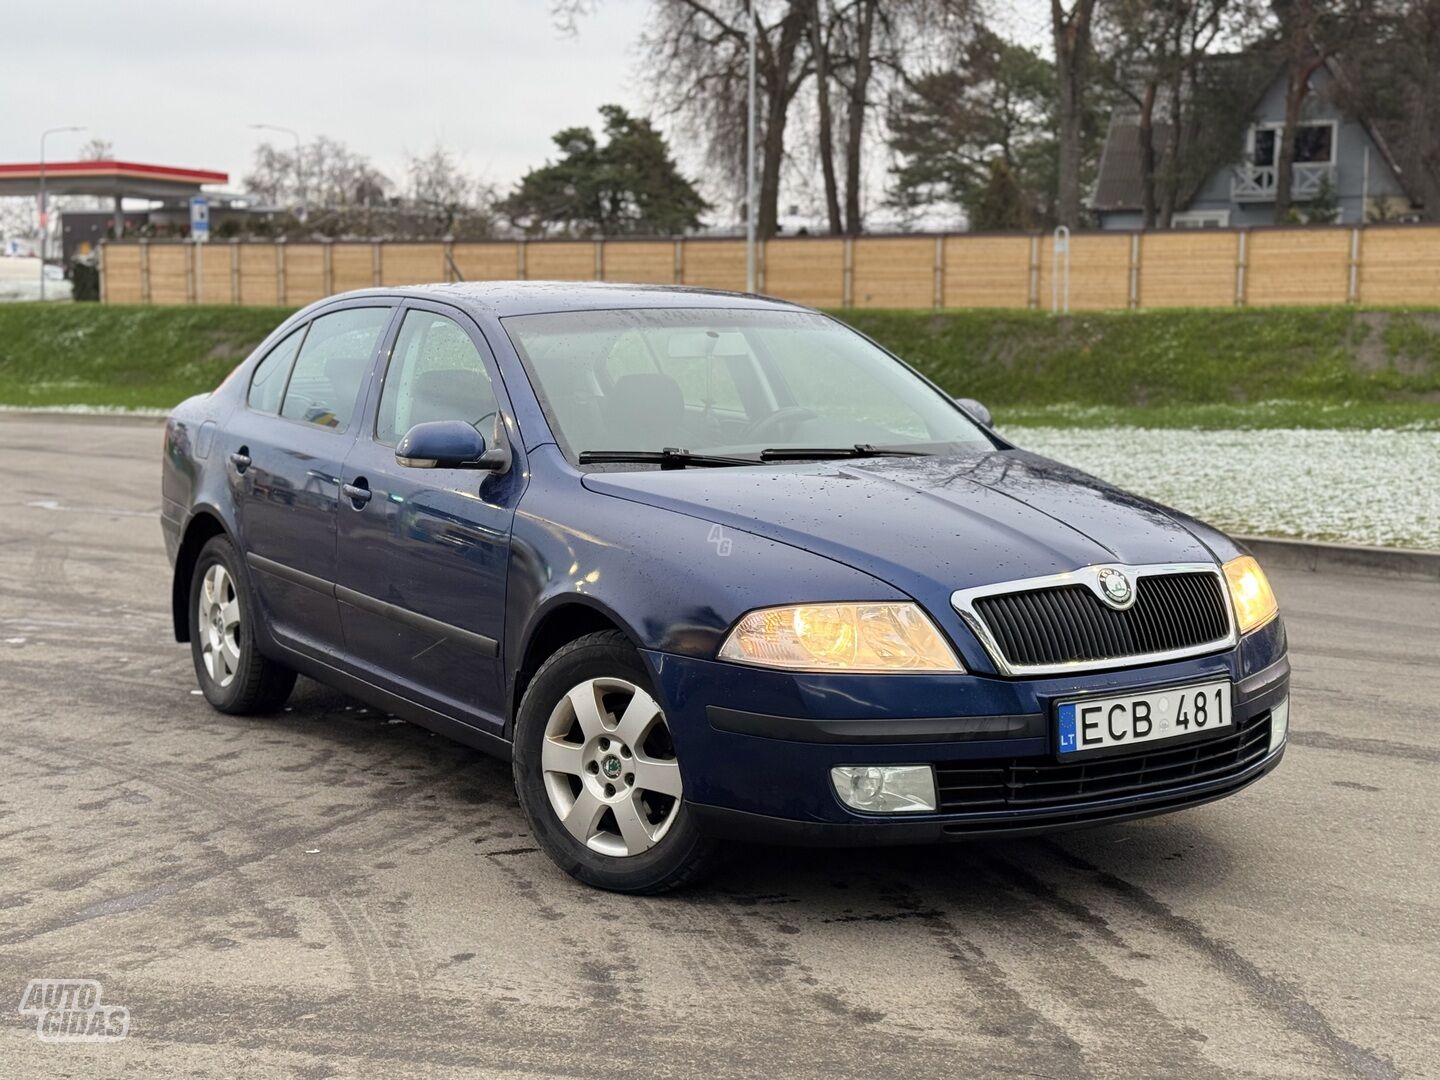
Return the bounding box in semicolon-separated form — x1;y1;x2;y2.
933;235;945;310
517;240;527;280
371;242;382;287
1027;235;1039;309
443;239;456;283
98;242;107;303
594;239;605;280
1128;233;1141;309
1235;230;1249;307
188;241;199;304
673;239;684;284
323;240;334;296
276;240;287;306
1347;226;1362;304
757;239;767;293
842;238;854;308
139;239;151;304
229;239;241;304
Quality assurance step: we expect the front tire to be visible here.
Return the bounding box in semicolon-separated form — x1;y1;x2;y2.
187;535;296;715
513;630;719;893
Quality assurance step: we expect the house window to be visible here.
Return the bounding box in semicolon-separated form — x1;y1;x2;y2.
1250;122;1336;166
1171;210;1231;229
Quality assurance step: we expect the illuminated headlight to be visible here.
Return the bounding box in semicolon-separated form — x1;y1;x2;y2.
1223;555;1279;634
832;765;937;813
1269;696;1289;753
717;603;964;672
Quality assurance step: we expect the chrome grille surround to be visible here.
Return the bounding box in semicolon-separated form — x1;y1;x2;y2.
950;562;1237;677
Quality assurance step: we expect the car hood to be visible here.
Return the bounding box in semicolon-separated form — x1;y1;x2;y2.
581;448;1222;595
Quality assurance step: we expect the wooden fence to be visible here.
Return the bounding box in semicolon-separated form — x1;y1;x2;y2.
99;223;1440;310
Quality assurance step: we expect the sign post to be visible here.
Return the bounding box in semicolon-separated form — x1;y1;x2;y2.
190;197;209;303
189;196;210;242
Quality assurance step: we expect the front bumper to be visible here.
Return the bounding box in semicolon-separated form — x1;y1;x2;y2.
643;615;1289;846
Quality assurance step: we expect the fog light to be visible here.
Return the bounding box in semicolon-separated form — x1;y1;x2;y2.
831;765;936;813
1269;696;1289;753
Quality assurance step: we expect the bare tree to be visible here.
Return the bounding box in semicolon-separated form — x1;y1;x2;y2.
1333;0;1440;221
837;0;880;232
406;145;498;238
1269;0;1371;221
807;0;844;233
558;0;972;236
0;199;35;241
1097;0;1240;228
1051;0;1100;228
244;136;391;212
640;1;812;238
79;138;115;161
818;0;974;233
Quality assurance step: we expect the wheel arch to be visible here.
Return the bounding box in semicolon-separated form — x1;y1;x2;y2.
509;597;643;731
172;508;230;642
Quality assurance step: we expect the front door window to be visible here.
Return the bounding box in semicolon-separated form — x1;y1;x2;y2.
376;311;499;446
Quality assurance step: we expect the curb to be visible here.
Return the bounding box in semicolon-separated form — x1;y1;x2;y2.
1238;535;1440;584
0;409;167;426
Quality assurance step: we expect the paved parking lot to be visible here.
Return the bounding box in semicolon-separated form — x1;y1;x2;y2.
1;414;1436;1079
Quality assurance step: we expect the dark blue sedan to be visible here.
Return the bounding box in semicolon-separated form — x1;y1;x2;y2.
162;282;1289;892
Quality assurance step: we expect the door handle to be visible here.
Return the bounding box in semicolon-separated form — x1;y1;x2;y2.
229;447;251;474
342;478;371;508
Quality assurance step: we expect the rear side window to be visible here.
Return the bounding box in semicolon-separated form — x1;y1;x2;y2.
279;307;390;431
247;327;305;414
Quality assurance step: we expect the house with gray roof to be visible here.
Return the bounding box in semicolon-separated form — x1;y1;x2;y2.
1091;59;1421;230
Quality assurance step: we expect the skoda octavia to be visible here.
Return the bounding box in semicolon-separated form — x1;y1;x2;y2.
162;283;1289;893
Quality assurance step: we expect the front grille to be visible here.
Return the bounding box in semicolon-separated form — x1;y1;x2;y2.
972;571;1229;669
934;711;1272;814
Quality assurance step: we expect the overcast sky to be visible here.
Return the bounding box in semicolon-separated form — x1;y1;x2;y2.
3;0;1050;203
2;0;654;191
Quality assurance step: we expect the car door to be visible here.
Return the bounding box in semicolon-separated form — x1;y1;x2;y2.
227;302;396;656
334;301;523;731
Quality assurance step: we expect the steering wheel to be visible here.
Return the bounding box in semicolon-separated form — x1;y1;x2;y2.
740;406;818;444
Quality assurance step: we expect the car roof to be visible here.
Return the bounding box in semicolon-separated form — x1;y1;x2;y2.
323;280;809;319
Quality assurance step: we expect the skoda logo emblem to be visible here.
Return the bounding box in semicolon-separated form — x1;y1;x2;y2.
1098;568;1132;607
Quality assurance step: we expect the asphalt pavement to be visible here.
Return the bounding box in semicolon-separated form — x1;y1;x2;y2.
1;414;1436;1079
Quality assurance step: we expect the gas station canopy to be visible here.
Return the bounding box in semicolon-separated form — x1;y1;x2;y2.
0;160;228;200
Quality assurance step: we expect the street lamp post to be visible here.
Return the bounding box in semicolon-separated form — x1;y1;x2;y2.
745;0;757;294
250;123;304;219
39;125;85;301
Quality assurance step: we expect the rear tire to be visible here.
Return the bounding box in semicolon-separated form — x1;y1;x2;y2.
512;630;720;893
188;535;296;715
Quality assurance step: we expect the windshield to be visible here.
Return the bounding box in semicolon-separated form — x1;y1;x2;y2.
503;307;991;463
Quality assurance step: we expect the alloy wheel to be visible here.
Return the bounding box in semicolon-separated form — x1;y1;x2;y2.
197;563;242;689
541;677;683;857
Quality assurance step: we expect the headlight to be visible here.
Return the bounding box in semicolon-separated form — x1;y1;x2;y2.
717;602;964;672
1223;555;1278;634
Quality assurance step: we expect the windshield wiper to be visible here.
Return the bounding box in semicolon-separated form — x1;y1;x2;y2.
758;443;932;462
578;447;756;470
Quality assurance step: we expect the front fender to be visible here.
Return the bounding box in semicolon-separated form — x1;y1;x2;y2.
504;447;911;663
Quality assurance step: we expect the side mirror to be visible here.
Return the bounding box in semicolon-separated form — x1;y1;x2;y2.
955;397;992;427
396;420;508;471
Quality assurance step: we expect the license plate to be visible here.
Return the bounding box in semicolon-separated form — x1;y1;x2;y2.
1056;680;1232;757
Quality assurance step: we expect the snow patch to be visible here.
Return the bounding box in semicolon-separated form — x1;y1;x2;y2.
1006;426;1440;550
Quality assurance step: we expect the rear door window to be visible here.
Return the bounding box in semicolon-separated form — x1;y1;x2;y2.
279;307;390;431
247;327;305;414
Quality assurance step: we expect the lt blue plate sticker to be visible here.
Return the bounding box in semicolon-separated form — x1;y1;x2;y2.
1057;702;1078;753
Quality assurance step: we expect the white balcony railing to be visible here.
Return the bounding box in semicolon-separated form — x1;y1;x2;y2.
1231;162;1336;202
